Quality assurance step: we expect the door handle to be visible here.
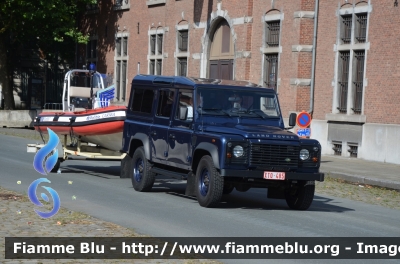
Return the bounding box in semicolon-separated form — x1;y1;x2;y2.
151;131;157;136
169;134;175;139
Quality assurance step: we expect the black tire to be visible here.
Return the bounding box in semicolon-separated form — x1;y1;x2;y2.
223;183;235;194
50;159;61;173
131;147;155;192
195;156;224;207
285;180;315;210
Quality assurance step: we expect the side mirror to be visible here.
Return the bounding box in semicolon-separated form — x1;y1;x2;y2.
289;113;297;127
179;106;188;120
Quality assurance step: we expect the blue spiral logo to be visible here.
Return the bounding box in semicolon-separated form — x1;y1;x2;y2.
28;178;60;218
33;128;59;175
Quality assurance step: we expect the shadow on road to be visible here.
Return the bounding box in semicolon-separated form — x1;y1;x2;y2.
152;179;355;213
59;164;354;213
61;164;121;178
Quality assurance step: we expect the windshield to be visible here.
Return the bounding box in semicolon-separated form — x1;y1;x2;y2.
196;87;280;119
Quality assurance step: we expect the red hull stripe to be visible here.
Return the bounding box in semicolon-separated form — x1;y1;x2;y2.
35;121;124;135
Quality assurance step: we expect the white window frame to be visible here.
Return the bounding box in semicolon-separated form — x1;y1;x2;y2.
115;32;129;101
332;5;370;118
261;15;283;90
175;24;189;76
148;29;165;75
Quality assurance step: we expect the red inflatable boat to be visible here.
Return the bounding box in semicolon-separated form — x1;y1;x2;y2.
34;105;126;136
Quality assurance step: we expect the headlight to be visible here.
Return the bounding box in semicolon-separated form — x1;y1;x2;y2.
300;149;310;160
233;145;244;157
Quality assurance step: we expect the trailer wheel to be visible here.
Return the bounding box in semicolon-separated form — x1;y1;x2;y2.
285;180;315;210
195;156;224;207
131;147;155;192
50;159;61;173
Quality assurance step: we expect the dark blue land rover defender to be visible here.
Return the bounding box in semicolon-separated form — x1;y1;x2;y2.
121;75;324;210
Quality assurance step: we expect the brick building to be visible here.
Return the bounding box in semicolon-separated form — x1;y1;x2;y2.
80;0;400;165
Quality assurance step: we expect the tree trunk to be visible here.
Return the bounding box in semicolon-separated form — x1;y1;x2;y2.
0;33;15;110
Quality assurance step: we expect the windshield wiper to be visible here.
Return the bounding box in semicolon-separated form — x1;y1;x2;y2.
201;108;232;117
245;109;267;119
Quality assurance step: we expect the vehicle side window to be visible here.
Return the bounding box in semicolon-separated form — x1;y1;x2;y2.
175;90;194;121
131;87;154;114
156;89;175;118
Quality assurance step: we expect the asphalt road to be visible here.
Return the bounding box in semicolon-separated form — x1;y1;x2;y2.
1;134;400;263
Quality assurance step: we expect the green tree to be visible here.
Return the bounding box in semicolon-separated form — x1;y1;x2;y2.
0;0;95;110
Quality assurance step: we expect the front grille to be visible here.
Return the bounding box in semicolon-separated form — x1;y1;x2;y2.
250;144;299;167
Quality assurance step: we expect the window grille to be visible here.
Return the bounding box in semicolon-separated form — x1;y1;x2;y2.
332;142;342;156
149;34;163;75
341;15;352;44
121;61;127;100
348;143;358;158
352;50;365;114
355;13;367;43
116;38;121;57
157;35;163;55
266;21;280;47
156;59;162;75
123;37;128;56
178;30;188;52
115;36;128;100
150;60;155;75
116;61;120;99
264;54;279;91
338;51;350;113
150;35;156;55
178;58;187;76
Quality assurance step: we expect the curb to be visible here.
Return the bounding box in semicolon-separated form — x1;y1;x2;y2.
323;171;400;191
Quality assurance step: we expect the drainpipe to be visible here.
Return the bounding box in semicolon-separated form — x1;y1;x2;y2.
0;84;2;109
309;0;319;117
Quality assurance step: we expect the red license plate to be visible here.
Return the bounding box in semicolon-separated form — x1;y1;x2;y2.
263;171;285;180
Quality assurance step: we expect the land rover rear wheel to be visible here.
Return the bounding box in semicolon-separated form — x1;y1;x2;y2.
131;147;155;192
285;180;315;210
195;156;224;207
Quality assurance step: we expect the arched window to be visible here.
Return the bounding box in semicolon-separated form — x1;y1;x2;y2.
209;20;234;80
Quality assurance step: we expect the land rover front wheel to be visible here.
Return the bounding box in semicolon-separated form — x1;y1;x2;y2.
131;147;155;192
195;156;224;207
285;180;315;210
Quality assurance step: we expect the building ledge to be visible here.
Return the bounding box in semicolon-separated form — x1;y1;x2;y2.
335;42;370;51
175;52;189;58
326;113;366;123
146;0;166;6
264;13;284;21
290;78;311;86
235;51;251;58
176;24;189;31
147;55;163;60
292;45;313;52
261;47;282;54
293;11;315;19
